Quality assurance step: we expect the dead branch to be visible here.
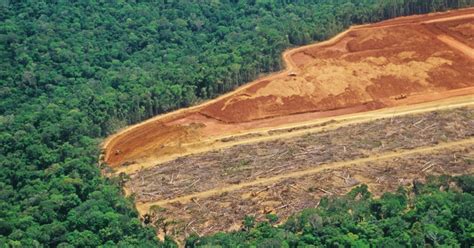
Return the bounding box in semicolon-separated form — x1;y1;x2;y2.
422;161;434;172
191;198;202;208
316;187;333;195
275;204;289;210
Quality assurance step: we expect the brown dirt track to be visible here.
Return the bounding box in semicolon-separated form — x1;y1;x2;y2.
103;8;474;170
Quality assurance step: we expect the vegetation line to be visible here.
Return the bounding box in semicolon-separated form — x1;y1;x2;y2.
103;10;474;155
101;23;356;156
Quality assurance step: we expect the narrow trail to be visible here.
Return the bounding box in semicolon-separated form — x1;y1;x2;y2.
136;137;474;213
437;35;474;59
421;16;474;59
423;13;474;23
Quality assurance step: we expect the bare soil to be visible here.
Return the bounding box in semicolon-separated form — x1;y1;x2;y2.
103;8;474;169
128;107;474;203
432;18;474;47
125;107;474;241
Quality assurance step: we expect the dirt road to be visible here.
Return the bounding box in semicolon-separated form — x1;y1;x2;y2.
113;94;474;174
103;8;474;170
437;35;474;59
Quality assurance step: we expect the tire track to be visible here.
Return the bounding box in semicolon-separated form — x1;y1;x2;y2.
437;34;474;59
422;19;474;59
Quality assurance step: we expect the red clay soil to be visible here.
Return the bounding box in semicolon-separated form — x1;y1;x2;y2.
433;19;474;47
104;8;474;168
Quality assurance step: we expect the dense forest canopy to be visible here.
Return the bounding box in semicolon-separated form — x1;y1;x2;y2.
189;175;474;247
1;0;473;246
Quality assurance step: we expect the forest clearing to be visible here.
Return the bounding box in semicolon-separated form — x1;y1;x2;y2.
103;8;474;171
101;7;474;242
126;106;474;239
5;1;474;246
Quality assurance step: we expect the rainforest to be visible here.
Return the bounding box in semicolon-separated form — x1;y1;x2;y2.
1;0;473;247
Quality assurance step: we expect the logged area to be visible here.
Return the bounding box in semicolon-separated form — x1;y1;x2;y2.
101;8;474;242
130;108;473;203
5;0;474;246
130;107;474;238
103;8;474;169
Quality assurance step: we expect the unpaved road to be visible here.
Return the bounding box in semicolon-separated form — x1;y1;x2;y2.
114;94;474;174
103;8;474;170
437;35;474;59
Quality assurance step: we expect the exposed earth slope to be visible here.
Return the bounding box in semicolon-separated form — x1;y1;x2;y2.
102;8;474;240
103;8;474;170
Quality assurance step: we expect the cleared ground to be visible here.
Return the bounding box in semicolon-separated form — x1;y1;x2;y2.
129;107;473;203
142;144;473;238
103;8;474;169
101;8;474;241
131;107;474;239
